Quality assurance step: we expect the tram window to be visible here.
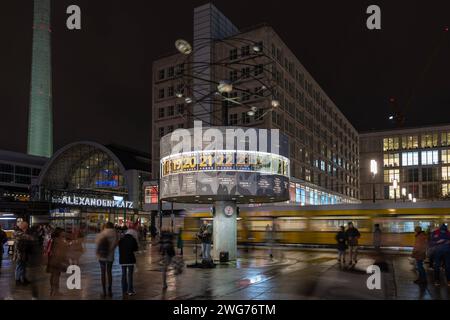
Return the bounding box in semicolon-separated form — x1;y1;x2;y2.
377;220;439;233
275;218;307;231
309;219;370;232
246;220;273;231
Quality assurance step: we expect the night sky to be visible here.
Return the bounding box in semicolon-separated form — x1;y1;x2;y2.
1;0;449;155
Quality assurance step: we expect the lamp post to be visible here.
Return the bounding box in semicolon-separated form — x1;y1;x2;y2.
370;160;378;203
393;179;398;202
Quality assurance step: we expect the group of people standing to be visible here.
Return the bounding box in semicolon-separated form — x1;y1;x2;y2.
412;223;450;286
335;222;361;266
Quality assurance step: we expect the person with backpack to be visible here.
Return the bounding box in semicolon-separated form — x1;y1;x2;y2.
13;221;30;285
46;228;68;296
430;224;450;286
335;226;347;264
345;222;361;266
119;227;139;297
0;225;7;270
96;222;119;298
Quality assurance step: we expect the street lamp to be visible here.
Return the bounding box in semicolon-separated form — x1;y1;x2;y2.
401;187;407;202
392;179;398;202
370;160;378;203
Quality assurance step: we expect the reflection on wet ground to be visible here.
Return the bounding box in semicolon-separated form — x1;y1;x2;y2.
1;237;449;300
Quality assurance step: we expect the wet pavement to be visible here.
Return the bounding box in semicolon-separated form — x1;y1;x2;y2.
1;236;449;300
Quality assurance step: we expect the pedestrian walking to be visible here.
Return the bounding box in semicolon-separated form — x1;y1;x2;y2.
13;221;30;285
335;226;347;264
177;227;184;256
412;226;428;284
373;224;382;252
46;228;68;296
160;229;175;289
430;224;450;286
345;222;360;265
96;222;119;298
119;227;139;297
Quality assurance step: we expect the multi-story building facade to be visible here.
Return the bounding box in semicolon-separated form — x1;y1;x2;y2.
0;149;47;201
152;4;360;203
360;124;450;202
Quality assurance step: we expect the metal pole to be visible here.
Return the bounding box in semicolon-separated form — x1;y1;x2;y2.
157;177;162;232
372;173;376;203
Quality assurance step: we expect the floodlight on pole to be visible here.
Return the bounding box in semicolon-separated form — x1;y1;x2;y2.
271;100;280;108
175;39;192;55
370;160;377;203
217;80;233;94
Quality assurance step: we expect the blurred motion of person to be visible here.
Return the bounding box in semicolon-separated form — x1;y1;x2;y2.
119;226;139;297
412;226;428;284
345;222;360;266
265;224;274;258
335;226;347;264
426;226;435;270
198;220;213;263
160;229;175;289
96;222;119;298
373;224;382;252
177;227;184;256
0;225;7;270
430;224;450;286
26;226;43;300
46;228;68;296
68;231;84;265
13;221;30;285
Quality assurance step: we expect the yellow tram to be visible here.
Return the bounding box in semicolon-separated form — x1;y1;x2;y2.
174;202;450;248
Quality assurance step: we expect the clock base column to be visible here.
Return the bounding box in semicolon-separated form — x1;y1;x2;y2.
212;200;237;261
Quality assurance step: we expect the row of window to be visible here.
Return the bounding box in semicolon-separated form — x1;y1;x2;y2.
384;166;450;183
228;110;265;125
228;42;263;61
158;124;185;138
157;64;185;81
383;132;450;151
0;163;41;176
269;42;358;145
157;104;185;119
384;184;450;199
383;150;450;167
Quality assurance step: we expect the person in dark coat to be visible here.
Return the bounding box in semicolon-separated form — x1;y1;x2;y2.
335;226;347;264
345;222;361;265
119;229;139;296
46;228;68;296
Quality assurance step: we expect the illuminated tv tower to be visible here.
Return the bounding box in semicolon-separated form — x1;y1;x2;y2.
27;0;53;157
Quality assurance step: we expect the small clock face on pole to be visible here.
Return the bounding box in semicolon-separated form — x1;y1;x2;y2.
224;205;234;217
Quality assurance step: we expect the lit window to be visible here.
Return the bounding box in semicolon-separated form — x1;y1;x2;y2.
442;184;450;197
384;169;400;183
383;137;399;151
401;135;418;149
442;149;450;164
402;152;419;166
383;153;399;167
421;133;438;148
442;132;450;147
421;150;439;165
442;167;450;181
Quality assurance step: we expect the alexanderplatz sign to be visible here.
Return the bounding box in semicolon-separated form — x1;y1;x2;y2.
159;122;290;260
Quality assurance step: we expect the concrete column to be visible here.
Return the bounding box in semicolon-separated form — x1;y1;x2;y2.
213;200;237;261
